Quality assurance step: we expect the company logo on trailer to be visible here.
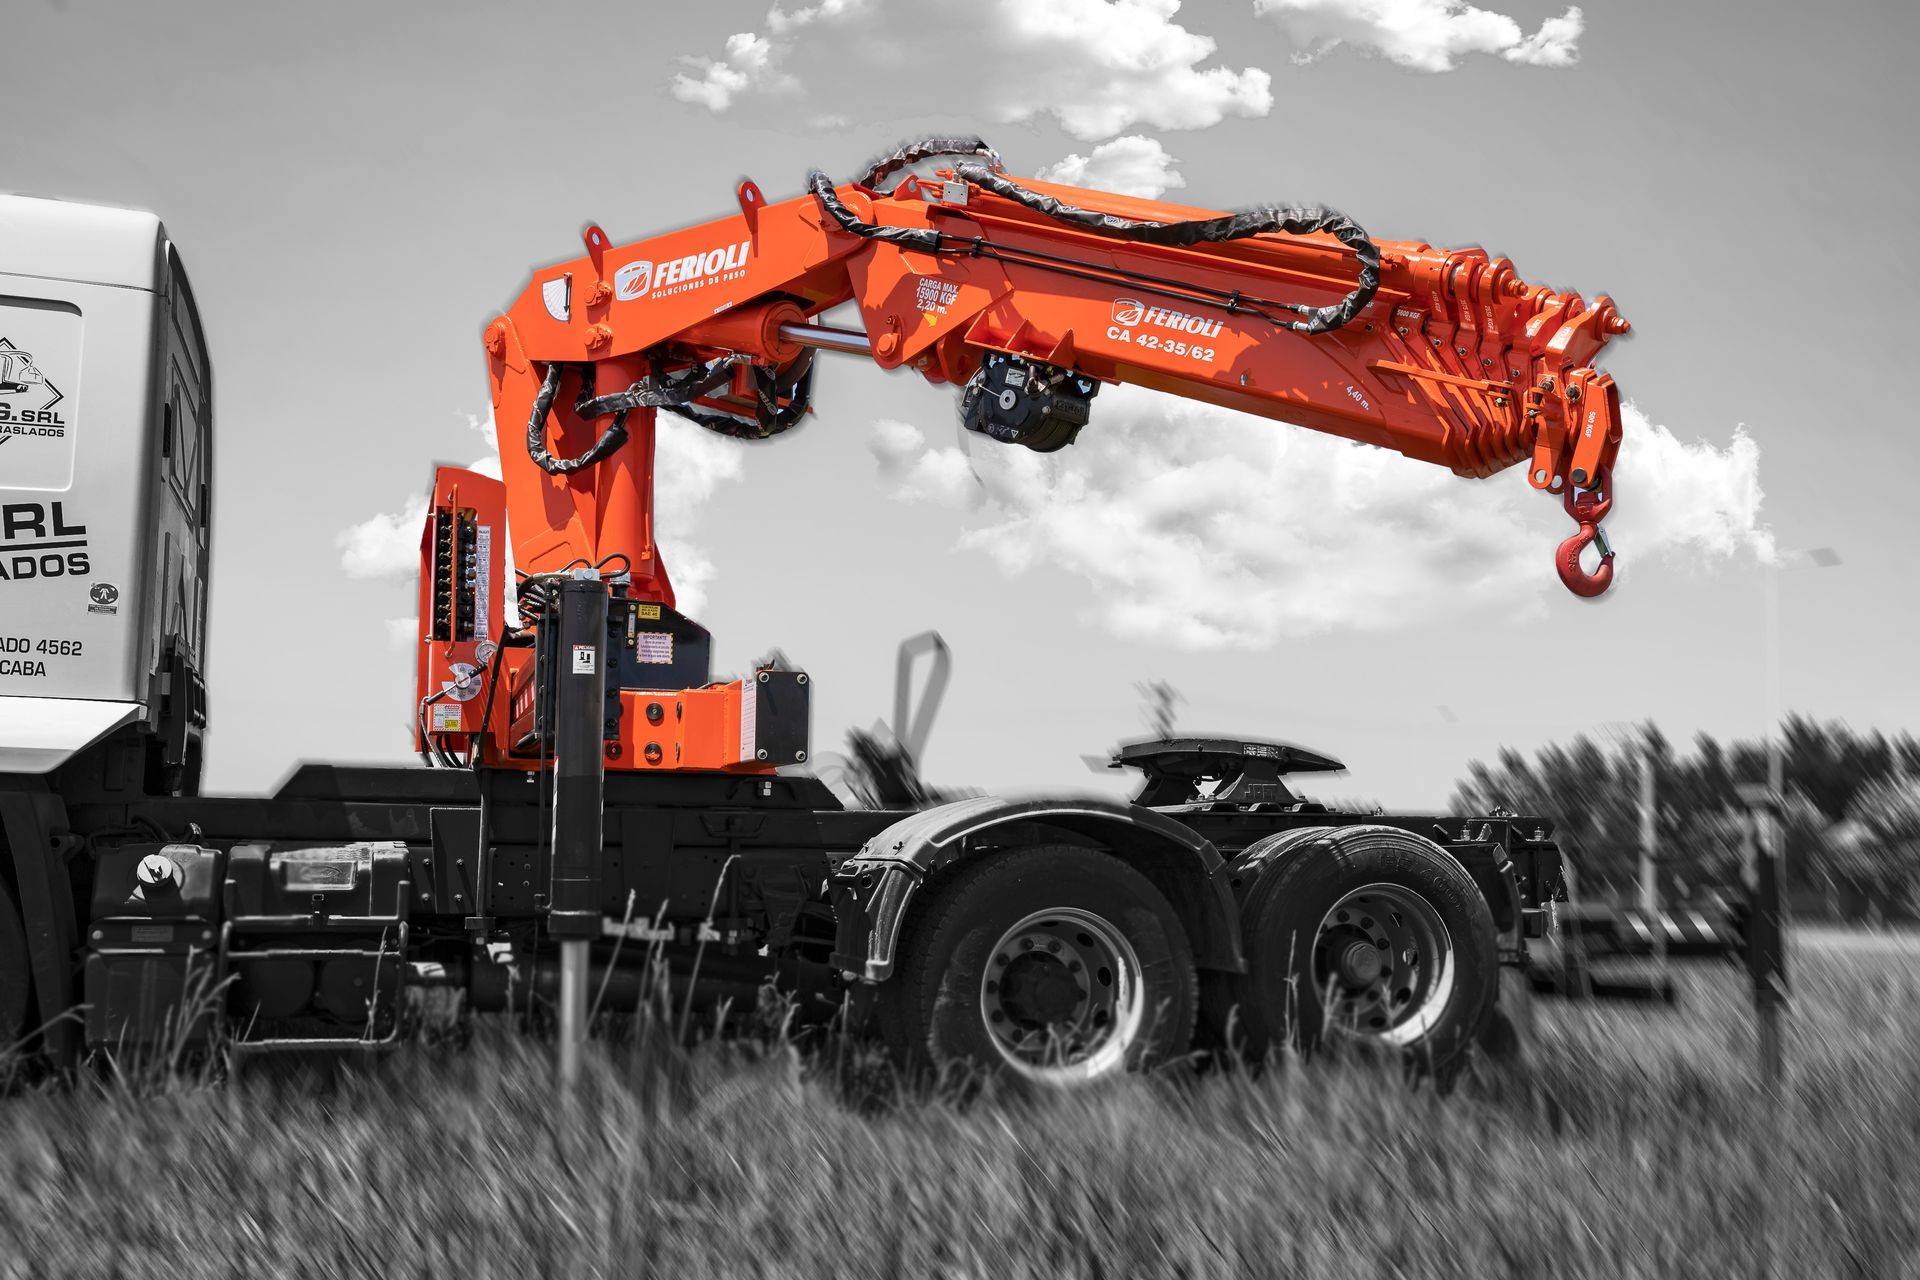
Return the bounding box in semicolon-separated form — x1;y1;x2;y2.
0;501;89;583
0;339;66;441
617;240;750;301
1109;297;1222;338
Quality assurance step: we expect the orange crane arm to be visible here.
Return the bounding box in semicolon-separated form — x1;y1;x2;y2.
482;141;1628;615
417;140;1631;771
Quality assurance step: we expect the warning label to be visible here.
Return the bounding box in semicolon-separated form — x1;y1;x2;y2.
0;307;80;493
572;644;596;675
636;632;673;664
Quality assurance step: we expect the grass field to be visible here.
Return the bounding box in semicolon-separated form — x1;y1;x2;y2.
2;932;1917;1280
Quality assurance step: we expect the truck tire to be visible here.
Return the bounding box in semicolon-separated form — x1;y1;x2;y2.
1216;825;1496;1075
876;845;1198;1086
0;879;30;1050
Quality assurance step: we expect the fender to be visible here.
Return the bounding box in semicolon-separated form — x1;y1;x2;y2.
827;794;1244;982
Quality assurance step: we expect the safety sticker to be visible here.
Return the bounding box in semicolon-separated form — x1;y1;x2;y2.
572;644;596;674
432;702;462;732
636;632;673;664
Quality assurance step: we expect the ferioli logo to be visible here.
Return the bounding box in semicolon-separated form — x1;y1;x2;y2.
615;240;750;302
1110;296;1223;338
614;261;653;300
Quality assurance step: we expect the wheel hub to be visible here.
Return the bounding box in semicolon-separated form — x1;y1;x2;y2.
979;907;1144;1082
1310;883;1456;1047
999;952;1085;1026
1335;939;1384;987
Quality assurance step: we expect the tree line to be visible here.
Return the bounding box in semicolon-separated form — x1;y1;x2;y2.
1450;717;1920;916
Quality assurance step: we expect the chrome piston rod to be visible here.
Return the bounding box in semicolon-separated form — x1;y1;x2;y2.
777;321;873;357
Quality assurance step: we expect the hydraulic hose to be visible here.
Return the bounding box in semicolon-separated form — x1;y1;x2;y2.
951;164;1380;336
525;356;764;474
807;137;1380;335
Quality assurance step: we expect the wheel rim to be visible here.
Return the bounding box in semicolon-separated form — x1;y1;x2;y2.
979;907;1144;1083
1310;882;1455;1048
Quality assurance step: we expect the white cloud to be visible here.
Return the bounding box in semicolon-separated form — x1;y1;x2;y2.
870;419;983;507
651;416;747;618
869;387;1766;647
671;0;1272;142
1503;7;1582;66
336;411;746;631
1607;413;1772;566
337;493;428;581
1036;136;1187;200
1256;0;1584;73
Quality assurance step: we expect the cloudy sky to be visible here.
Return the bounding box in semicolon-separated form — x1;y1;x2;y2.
6;0;1911;806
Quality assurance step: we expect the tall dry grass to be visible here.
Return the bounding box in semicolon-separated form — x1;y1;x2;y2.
1;931;1916;1279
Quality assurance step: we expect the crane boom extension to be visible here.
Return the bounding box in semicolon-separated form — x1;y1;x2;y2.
422;140;1630;772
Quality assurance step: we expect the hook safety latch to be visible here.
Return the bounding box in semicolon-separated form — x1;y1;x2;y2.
1555;465;1615;598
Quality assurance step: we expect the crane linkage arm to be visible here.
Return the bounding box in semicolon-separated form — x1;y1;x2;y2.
483;139;1629;610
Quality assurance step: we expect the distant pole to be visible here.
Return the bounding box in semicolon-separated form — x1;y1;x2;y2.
1639;739;1658;915
1739;558;1790;1095
1759;560;1788;1090
1639;735;1666;974
1765;561;1784;813
1743;798;1787;1090
1745;548;1839;1279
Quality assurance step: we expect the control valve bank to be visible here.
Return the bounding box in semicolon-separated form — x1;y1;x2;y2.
0;142;1653;1080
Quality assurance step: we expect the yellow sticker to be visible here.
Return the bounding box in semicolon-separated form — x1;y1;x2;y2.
636;604;661;620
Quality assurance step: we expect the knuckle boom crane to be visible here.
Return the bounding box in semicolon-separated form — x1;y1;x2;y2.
425;138;1630;777
0;140;1661;1080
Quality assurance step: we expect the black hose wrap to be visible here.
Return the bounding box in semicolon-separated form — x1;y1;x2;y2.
950;163;1380;335
807;169;946;254
662;354;815;441
524;356;762;474
806;138;1380;336
855;136;1004;191
575;356;748;418
523;363;616;476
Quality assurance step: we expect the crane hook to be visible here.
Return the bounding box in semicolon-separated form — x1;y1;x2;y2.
1555;465;1615;598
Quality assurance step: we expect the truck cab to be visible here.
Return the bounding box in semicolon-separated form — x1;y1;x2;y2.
0;194;210;789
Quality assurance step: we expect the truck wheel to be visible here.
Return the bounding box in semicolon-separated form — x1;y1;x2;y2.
1220;825;1496;1074
0;879;30;1049
877;845;1198;1086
